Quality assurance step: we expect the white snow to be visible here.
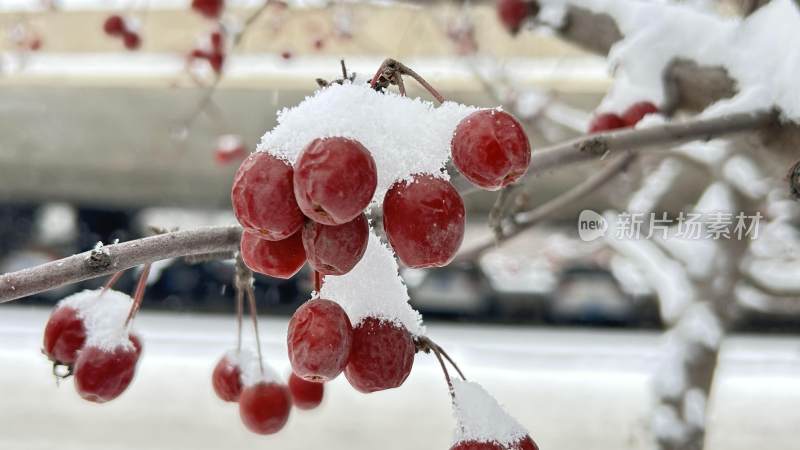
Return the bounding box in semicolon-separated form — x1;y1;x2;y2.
319;231;425;335
216;134;244;153
58;289;136;351
227;348;282;387
257;80;478;205
675;303;723;351
683;388;707;431
539;0;800;121
451;379;528;447
651;404;689;444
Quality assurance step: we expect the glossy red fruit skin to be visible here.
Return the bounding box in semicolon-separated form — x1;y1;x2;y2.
293;137;377;226
452;109;531;190
382;175;466;268
240;229;306;279
43;306;86;365
288;373;324;410
123;32;141;50
588;113;626;133
212;356;243;402
302;213;369;275
287;299;352;382
103;15;125;36
191;0;224;19
621;101;659;126
129;333;143;357
344;317;415;394
497;0;536;34
231;152;304;241
73;343;139;403
451;441;505;450
239;382;292;435
512;436;540;450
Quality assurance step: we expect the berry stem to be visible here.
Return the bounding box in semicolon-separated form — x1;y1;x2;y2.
245;287;265;374
235;287;244;353
235;253;265;374
100;270;125;295
313;270;323;292
125;263;151;327
415;336;466;399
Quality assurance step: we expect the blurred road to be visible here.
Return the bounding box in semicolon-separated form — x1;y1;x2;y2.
0;306;797;450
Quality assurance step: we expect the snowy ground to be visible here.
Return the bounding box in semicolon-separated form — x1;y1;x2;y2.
0;306;797;450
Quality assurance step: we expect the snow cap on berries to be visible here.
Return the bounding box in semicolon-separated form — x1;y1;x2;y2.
233;348;282;387
319;231;425;336
58;289;136;352
257;80;478;206
451;379;528;446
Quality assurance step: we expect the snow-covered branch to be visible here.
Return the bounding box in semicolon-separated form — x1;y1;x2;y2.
0;226;241;303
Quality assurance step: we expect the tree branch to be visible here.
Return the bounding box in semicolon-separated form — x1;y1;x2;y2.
0;226;242;303
456;152;637;263
528;111;775;177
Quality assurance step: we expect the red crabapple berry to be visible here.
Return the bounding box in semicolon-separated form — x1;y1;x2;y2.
302;213;369;276
73;340;140;403
212;354;243;402
288;373;324;410
191;0;224;19
512;436;540;450
239;382;292;435
344;317;415;393
122;32;141;50
451;441;505;450
496;0;537;35
231;152;304;241
43;306;86;366
451;109;531;190
588;112;626;134
621;101;659;126
293;137;378;226
287;299;353;382
240;229;306;279
214;134;246;165
382;175;465;268
103;15;125;36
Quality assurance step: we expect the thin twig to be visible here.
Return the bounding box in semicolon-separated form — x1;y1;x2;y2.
235;287;244;353
456;152;638;263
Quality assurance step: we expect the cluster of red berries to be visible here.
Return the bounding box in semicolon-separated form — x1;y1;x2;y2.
496;0;539;35
102;15;141;50
588;101;660;133
211;351;323;435
189;29;226;75
42;290;143;403
191;0;225;20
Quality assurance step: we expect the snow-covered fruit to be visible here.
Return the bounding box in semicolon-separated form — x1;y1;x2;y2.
232;151;304;241
288;373;324;410
621;101;659;126
74;338;141;403
191;0;224;19
302;213;369;276
496;0;538;35
212;353;243;402
451;109;531;190
383;175;465;268
287;299;353;382
293;137;378;226
215;134;246;165
43;305;86;365
240;229;306;279
450;380;538;450
344;317;415;393
588;113;626;133
239;382;292;435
